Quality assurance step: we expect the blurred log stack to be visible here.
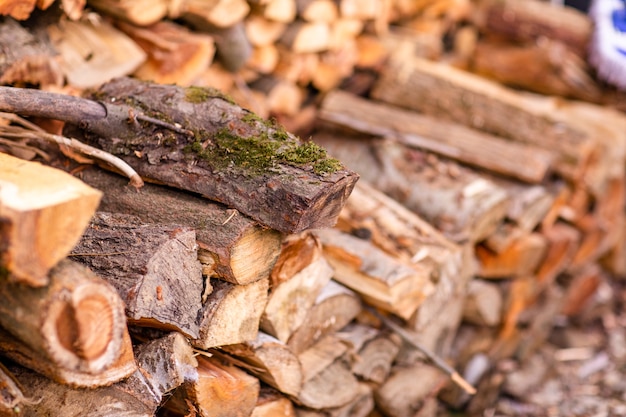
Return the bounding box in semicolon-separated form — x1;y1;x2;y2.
1;0;626;416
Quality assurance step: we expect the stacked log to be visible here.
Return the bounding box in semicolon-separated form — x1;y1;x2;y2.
1;0;626;416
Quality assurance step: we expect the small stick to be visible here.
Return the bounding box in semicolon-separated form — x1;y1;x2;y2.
366;306;477;395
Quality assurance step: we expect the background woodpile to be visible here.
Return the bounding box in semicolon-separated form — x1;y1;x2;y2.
1;0;626;416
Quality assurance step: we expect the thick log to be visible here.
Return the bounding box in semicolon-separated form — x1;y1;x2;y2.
0;153;102;286
287;280;361;354
71;212;204;338
165;355;260;417
0;259;135;387
221;331;303;396
0;17;63;86
63;77;357;234
319;90;555;184
313;130;509;242
252;387;297;417
280;21;330;53
8;332;197;417
194;277;269;349
316;228;433;320
79;167;281;285
261;233;333;342
87;0;170;26
295;383;373;417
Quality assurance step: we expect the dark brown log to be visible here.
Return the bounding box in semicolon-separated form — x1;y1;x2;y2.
71;212;204;338
79;167;282;285
0;259;135;387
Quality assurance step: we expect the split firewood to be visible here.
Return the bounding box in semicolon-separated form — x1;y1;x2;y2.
0;152;102;286
249;75;305;115
560;263;603;317
221;331;303;397
295;382;374;417
8;332;197;416
287;280;361;354
0;0;38;20
252;387;297;417
314;130;509;242
193;277;269;349
79;167;282;286
116;20;216;86
164;355;260;417
462;279;503;327
0;361;26;415
250;0;297;23
246;15;287;46
0;17;63;87
87;0;170;26
272;48;319;84
374;362;446;417
185;20;252;72
280;21;330;53
319;90;555;184
297;0;338;23
328;18;364;51
296;335;360;409
315;228;433;320
0;259;135;387
177;0;250;29
338;0;381;20
247;44;280;74
496;182;555;234
71;212;204;339
261;232;333;342
476;233;547;278
474;0;592;58
336;323;400;384
47;17;146;88
311;43;357;92
371;50;600;185
535;222;580;290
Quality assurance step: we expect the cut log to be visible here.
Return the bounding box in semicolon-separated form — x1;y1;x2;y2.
319;90;555;184
249;76;306;115
47;18;146;88
221;331;303;396
61;77;358;234
0;152;102;286
0;0;36;19
185;20;252;72
535;222;580;290
280;21;330;53
71;212;204;339
251;0;297;23
164;355;260;417
462;279;503;327
176;0;250;28
311;43;357;92
246;15;287;46
0;17;63;87
261;233;333;342
6;332;195;416
252;387;297;417
0;259;135;387
287;280;361;354
374;362;446;417
87;0;170;26
297;0;338;23
370;51;599;184
117;20;215;86
476;233;547;278
313;131;509;242
79;167;281;286
193;277;269;349
316;228;433;320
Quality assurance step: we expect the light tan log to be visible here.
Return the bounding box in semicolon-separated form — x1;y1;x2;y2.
250;75;305;115
6;332;196;416
287;280;361;354
71;212;204;339
315;228;433;320
117;20;215;86
246;15;287;46
247;44;281;74
164;355;260;417
297;0;338;22
87;0;170;26
222;331;303;397
296;336;360;409
194;277;269;349
47;18;146;88
338;0;380;20
328;18;364;51
251;0;297;22
0;259;135;387
261;233;333;342
370;51;598;184
311;42;357;92
80;167;282;286
252;387;297;417
313;131;509;243
295;382;374;417
374;362;446;417
0;153;101;286
476;233;547;278
176;0;250;28
462;279;503;327
280;21;330;53
319;90;555;184
273;48;319;84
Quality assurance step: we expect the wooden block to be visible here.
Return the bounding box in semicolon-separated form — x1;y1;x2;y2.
476;233;548;278
0;153;101;286
251;0;297;23
247;44;281;74
252;387;297;417
250;76;306;115
88;0;170;26
72;212;204;339
463;279;503;327
178;0;250;28
246;15;288;46
297;0;338;22
280;21;330;53
0;260;135;387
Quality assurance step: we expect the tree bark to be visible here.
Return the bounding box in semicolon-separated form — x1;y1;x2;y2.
0;152;102;286
0;259;135;387
71;212;204;339
79;167;282;285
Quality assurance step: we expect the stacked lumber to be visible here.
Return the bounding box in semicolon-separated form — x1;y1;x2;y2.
1;0;626;415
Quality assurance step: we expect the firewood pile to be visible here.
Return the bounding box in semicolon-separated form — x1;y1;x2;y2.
1;0;626;416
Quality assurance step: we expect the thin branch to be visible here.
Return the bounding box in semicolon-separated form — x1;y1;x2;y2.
0;113;144;189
